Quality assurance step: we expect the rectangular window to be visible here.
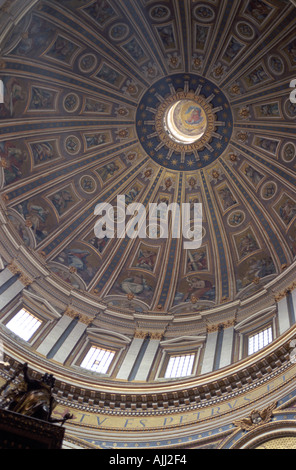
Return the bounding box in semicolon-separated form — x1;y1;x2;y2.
164;354;195;378
248;326;272;355
80;346;115;374
6;308;42;341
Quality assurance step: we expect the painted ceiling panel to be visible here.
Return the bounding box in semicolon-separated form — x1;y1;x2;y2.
0;0;295;315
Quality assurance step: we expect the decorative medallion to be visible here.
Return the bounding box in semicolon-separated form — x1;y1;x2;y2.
78;53;97;73
79;175;97;194
109;23;130;41
282;142;296;162
63;93;80;113
136;74;233;171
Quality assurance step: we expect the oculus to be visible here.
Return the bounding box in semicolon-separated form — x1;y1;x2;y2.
164;99;207;145
136;74;233;171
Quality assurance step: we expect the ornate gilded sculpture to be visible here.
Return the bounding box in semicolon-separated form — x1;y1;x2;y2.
0;363;73;425
233;402;277;432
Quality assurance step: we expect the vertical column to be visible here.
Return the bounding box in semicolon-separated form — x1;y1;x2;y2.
36;308;76;356
0;267;15;287
133;332;162;381
218;321;235;369
289;289;296;325
0;264;32;311
201;326;219;374
116;331;145;380
277;294;290;335
0;279;24;310
52;314;93;364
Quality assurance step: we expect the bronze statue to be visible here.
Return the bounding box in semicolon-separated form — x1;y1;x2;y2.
0;363;73;425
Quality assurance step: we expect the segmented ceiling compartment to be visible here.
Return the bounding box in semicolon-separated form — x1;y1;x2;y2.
0;0;295;317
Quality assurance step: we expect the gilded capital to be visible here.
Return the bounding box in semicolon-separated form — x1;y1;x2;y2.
134;330;148;339
274;289;289;302
7;262;21;275
221;319;236;329
19;274;33;287
149;331;163;341
78;314;93;325
207;324;220;333
64;307;79;319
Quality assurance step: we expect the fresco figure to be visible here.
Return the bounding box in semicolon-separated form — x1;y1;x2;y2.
120;273;152;297
279;198;296;225
0;140;27;185
135;248;157;271
218;186;237;210
183;277;213;302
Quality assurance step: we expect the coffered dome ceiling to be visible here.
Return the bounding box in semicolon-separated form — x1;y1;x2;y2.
0;0;296;316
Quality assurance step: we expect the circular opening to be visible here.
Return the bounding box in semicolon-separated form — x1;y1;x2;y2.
164;99;207;144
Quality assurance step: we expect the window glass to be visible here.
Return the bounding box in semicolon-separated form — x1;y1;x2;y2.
248;326;272;355
6;308;42;341
164;354;195;378
80;346;115;373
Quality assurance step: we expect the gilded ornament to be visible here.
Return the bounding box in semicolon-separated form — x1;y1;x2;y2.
191;295;198;304
239;107;250;119
230;84;240;95
169;56;179;68
78;314;93;325
64;307;79;319
7;262;21;275
233;402;277;431
149;332;163;340
127;84;136;94
207;324;220;333
0;158;9;168
274;287;291;302
236;131;248;142
118;129;128;139
134;330;148;339
19;274;33;287
193;57;202;68
221;319;236;328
